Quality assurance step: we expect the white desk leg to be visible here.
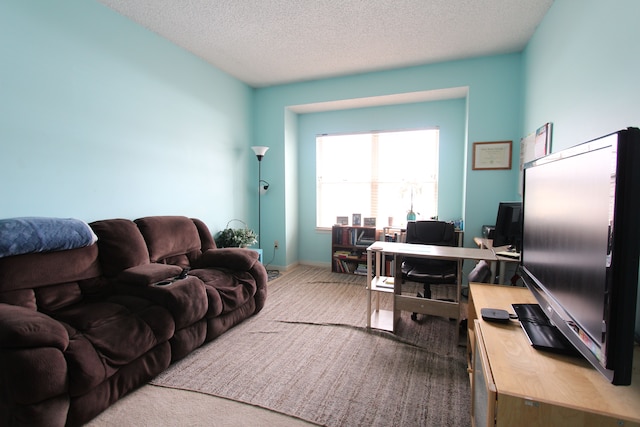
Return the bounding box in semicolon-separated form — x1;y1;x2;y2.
366;249;372;329
375;250;381;312
393;254;402;333
455;258;461;344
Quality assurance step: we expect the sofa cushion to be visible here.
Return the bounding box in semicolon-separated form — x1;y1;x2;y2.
192;218;217;251
0;245;101;311
0;245;100;293
190;268;257;317
90;219;150;277
52;296;174;396
196;248;258;271
135;216;201;263
0;303;69;350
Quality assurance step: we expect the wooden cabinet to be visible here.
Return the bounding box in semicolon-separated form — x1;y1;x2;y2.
331;225;376;274
468;283;640;427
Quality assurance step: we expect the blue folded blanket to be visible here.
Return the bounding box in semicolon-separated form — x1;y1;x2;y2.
0;217;98;259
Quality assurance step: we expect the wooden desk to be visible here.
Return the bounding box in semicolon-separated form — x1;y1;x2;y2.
468;283;640;426
366;242;496;342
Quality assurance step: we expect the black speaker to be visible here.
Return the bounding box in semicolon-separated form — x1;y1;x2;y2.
482;225;495;239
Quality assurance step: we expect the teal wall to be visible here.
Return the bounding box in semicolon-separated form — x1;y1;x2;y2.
523;0;640;150
521;0;640;350
6;0;636;276
255;55;523;267
297;99;466;265
0;0;254;235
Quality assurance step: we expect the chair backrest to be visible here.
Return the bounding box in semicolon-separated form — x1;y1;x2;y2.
404;221;458;271
405;221;457;247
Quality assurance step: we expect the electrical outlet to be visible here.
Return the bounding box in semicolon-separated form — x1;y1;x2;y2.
274;240;279;249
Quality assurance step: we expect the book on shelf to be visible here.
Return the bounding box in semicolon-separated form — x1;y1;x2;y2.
356;238;376;246
334;225;376;247
354;263;368;275
334;258;363;274
341;228;350;245
334;250;351;258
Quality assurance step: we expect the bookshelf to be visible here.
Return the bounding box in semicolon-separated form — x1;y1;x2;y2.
331;225;377;275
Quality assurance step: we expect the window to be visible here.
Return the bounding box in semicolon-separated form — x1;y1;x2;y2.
316;129;439;228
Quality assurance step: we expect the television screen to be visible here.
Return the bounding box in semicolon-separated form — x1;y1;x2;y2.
520;128;640;385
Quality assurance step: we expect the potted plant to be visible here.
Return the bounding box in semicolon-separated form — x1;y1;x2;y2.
215;220;258;248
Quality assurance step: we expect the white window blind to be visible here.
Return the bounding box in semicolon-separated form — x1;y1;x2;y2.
316;129;439;228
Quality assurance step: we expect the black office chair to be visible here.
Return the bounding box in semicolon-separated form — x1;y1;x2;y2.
401;220;458;321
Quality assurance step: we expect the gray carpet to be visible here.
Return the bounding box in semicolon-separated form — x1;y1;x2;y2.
150;266;470;427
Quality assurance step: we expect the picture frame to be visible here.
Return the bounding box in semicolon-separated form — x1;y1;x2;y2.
519;123;552;194
336;216;349;225
534;122;552;159
352;214;361;226
472;141;513;170
363;217;376;227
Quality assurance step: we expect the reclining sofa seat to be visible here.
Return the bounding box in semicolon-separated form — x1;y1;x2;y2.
89;217;209;362
90;216;267;358
132;216;268;342
0;235;175;427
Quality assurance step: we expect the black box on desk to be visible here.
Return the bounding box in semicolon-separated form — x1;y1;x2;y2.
482;225;495;239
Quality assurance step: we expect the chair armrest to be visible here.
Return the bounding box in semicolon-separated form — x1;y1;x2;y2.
196;248;258;271
0;303;69;350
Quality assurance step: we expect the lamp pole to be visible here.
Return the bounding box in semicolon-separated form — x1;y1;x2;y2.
251;146;269;249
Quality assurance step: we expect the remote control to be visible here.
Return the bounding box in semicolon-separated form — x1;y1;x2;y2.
177;268;190;280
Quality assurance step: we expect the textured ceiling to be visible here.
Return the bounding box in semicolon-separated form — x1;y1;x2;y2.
97;0;554;88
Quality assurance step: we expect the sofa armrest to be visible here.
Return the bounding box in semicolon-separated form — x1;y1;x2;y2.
115;272;207;330
118;263;183;286
0;304;69;351
196;248;258;271
0;304;70;424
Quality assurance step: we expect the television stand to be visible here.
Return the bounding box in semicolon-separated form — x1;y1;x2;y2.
512;303;579;356
467;284;640;426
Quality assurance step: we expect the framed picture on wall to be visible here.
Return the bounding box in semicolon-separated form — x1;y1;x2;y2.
352;214;361;226
519;122;552;194
472;141;512;170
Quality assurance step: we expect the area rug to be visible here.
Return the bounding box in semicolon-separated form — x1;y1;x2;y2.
151;265;470;427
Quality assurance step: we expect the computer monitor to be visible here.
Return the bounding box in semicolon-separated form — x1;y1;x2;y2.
492;201;522;249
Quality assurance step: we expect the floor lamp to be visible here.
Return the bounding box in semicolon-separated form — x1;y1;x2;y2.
251;146;269;249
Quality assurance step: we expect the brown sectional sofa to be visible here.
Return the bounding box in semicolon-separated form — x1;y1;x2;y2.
0;216;267;426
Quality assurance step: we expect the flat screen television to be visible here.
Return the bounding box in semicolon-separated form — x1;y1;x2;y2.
492;202;522;250
519;127;640;385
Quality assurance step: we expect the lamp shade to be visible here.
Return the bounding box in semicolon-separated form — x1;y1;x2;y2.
251;146;269;159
